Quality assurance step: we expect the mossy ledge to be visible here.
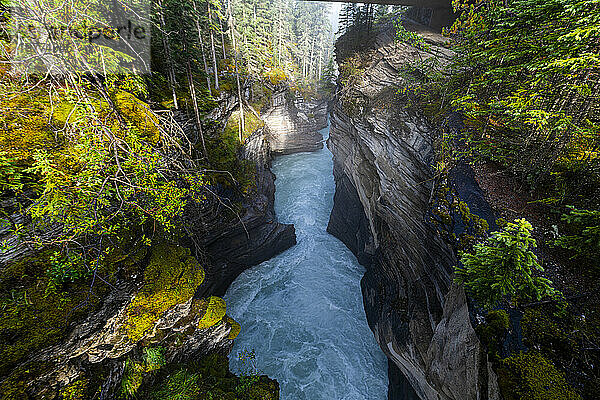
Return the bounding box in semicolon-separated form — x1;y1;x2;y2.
0;240;249;399
126;242;205;342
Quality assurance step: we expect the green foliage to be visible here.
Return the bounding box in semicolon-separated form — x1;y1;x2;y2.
144;347;167;372
475;310;509;361
46;251;91;289
554;206;600;267
151;369;201;400
446;0;600;203
498;352;581;400
430;181;490;251
394;20;429;51
121;347;167;398
455;218;559;309
206;115;256;194
142;353;279;400
121;358;146;398
0;152;24;193
236;349;260;394
0;85;207;251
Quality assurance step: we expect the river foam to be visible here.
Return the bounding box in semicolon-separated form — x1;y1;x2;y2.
225;122;388;399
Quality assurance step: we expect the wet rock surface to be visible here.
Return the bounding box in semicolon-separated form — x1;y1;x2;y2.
327;20;499;400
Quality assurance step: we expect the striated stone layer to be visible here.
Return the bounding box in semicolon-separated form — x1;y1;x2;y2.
327;20;499;400
191;124;297;297
263;90;327;155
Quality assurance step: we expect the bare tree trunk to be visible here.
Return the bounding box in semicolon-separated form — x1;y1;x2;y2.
318;45;322;81
220;18;227;59
308;36;315;80
228;0;245;141
157;0;178;109
186;59;208;158
193;0;211;97
208;1;220;91
277;2;283;66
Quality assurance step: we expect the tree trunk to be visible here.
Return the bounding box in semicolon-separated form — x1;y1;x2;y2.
308;36;315;80
157;0;178;109
228;0;245;141
220;18;227;59
208;1;220;91
193;0;212;97
186;59;208;159
318;45;322;81
277;3;283;66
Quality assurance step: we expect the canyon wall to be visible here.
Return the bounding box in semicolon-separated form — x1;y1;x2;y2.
327;21;499;400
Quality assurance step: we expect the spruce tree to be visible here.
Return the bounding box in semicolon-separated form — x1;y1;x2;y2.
455;219;559;310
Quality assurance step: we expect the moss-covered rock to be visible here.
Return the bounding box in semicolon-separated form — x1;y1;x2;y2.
226;317;241;340
475;309;509;361
197;296;227;330
59;379;88;400
497;351;581;400
0;250;98;376
126;242;205;341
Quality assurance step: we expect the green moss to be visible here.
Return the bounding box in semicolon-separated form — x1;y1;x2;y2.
519;305;600;398
0;363;51;400
60;379;88;400
197;296;227;330
126;242;205;341
226;317;241;340
497;352;581;400
0;250;97;376
476;310;509;362
0;230;150;387
204;119;256;195
522;308;576;357
141;353;279;400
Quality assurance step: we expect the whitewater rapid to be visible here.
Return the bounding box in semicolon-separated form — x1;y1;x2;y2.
225;121;388;399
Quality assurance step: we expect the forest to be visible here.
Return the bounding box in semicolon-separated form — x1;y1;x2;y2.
0;0;599;399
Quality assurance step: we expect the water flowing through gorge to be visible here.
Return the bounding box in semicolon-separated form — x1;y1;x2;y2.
225;122;389;399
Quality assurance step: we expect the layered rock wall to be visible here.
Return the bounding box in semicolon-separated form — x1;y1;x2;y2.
263;90;327;155
328;21;499;400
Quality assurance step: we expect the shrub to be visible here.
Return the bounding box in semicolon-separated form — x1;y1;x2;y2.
46;251;91;289
445;0;600;203
455;218;559;309
554;206;600;268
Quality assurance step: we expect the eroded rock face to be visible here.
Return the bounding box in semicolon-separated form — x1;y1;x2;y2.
327;21;499;400
191;125;297;297
17;243;239;399
263;90;327;155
